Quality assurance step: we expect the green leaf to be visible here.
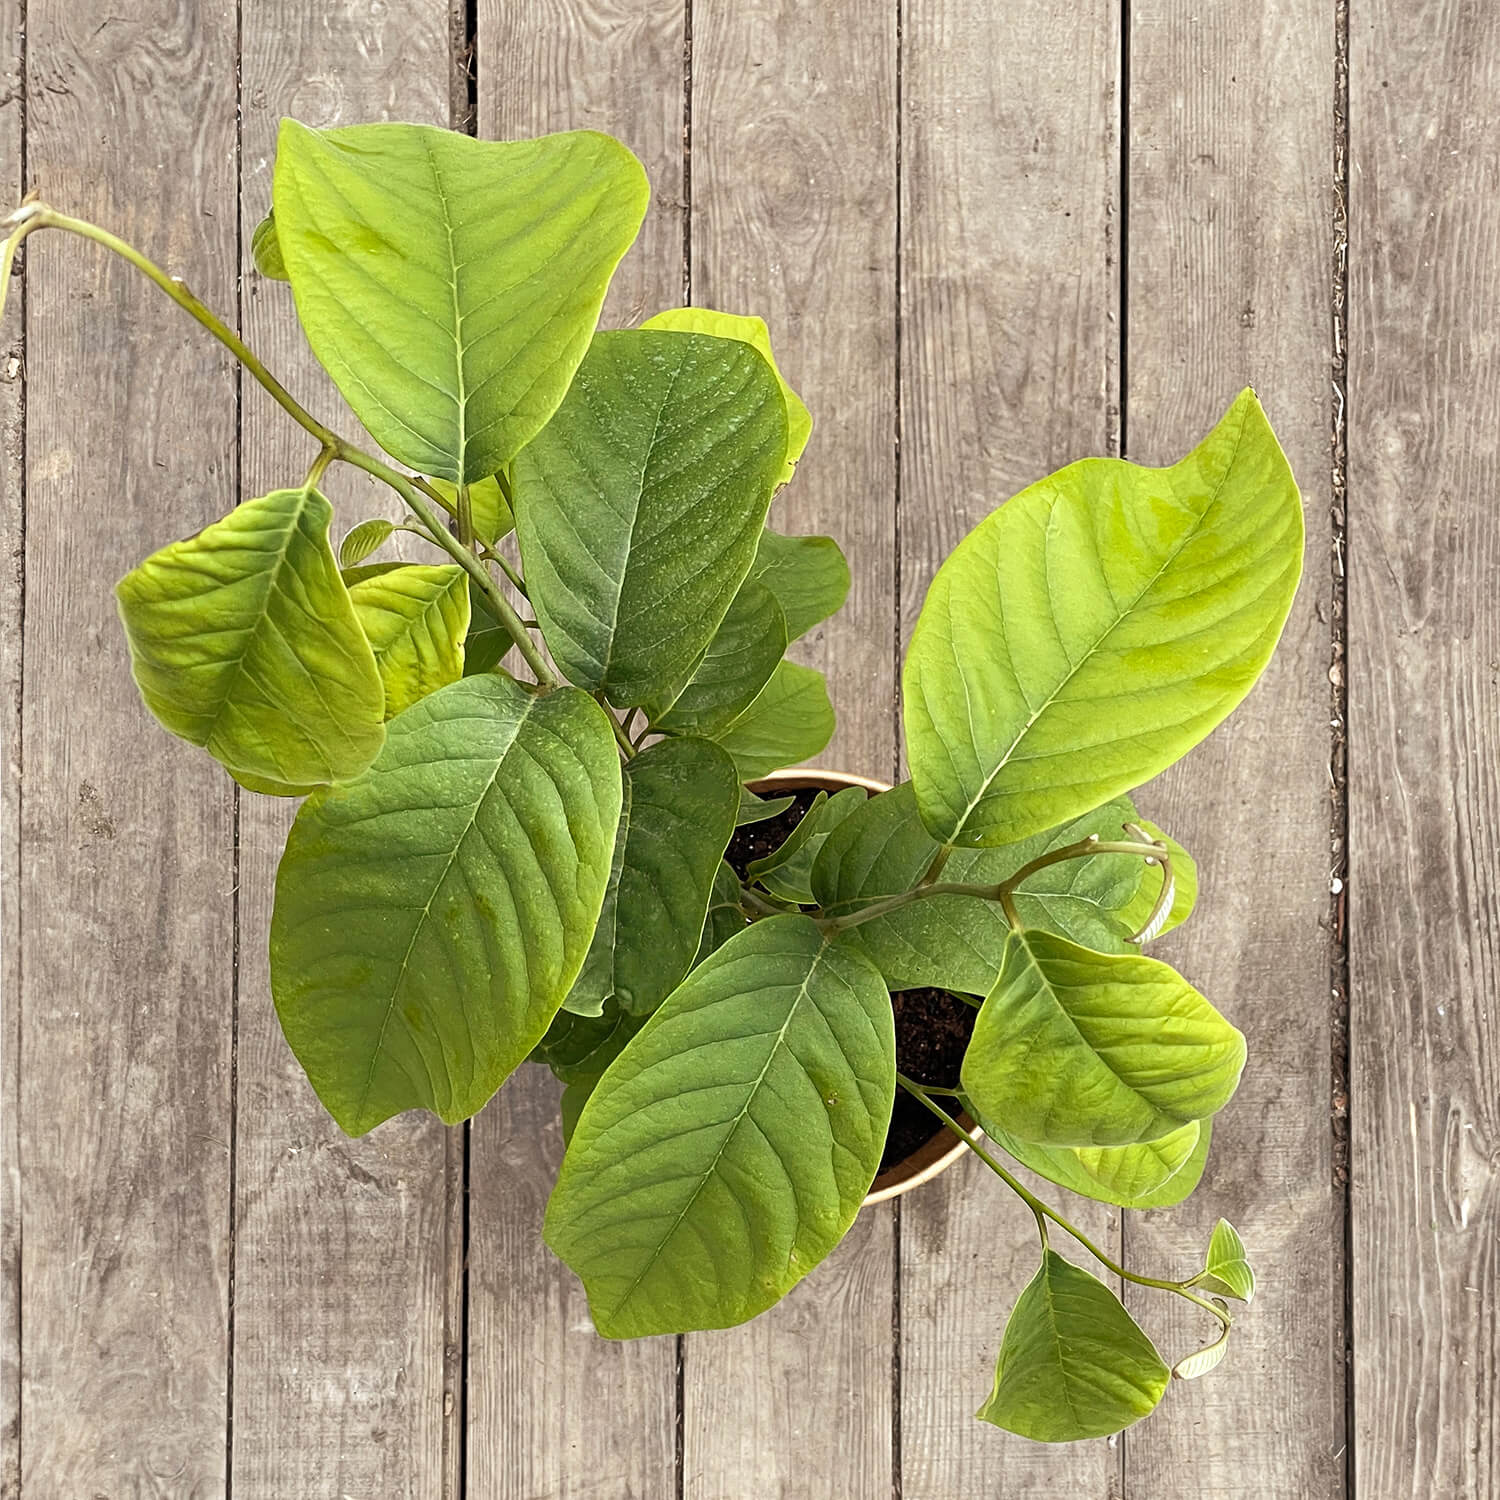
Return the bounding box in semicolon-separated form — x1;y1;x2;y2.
961;929;1245;1147
532;1001;644;1086
736;787;796;827
251;209;287;280
641;306;812;483
751;786;867;905
904;389;1304;847
273;119;649;482
980;1111;1212;1210
708;659;834;780
427;474;513;546
545;914;895;1336
647;578;788;738
339;517;395;568
1195;1218;1255;1303
1117;818;1198;941
747;529;850;641
462;581;511;676
695;860;749;961
115;487;385;791
514;329;787;705
343;562;471;719
1173;1332;1230;1381
811;785;1153;994
566;736;740;1017
269;674;621;1135
978;1250;1170;1441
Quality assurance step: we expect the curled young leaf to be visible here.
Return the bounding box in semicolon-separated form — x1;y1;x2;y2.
545;915;895;1337
1194;1218;1256;1303
978;1250;1170;1441
273;120;649;482
115;486;385;791
904;389;1303;847
250;209;287;281
269;674;622;1136
961;929;1245;1148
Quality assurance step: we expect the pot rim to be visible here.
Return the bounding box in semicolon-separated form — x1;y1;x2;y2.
747;767;981;1206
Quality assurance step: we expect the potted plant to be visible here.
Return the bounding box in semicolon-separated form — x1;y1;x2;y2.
0;118;1296;1444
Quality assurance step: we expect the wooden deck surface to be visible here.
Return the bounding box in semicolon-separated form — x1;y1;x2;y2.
1;1;1495;1495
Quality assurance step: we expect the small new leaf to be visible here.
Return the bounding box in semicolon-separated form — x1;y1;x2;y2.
978;1250;1170;1441
339;517;395;568
1173;1330;1231;1381
1194;1218;1255;1303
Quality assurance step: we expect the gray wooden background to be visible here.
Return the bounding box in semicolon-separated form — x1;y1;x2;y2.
0;0;1493;1495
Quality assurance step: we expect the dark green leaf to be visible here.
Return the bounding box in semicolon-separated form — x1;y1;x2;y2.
532;1001;644;1086
641;306;812;483
747;529;850;641
708;659;834;779
462;581;512;676
695;860;749;962
978;1250;1170;1441
115;486;385;791
269;674;622;1135
273;120;649;481
735;786;796;827
647;578;788;738
566;736;740;1017
545;915;895;1336
752;786;867;905
904;390;1304;846
514;329;787;705
961;929;1245;1147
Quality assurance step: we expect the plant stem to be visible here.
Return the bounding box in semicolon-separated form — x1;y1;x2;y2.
894;1074;1231;1331
740;885;797;919
304;444;337;489
592;693;636;757
455;482;476;550
4;203;561;689
485;549;530;600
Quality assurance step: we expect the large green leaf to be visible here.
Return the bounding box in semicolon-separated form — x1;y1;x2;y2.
115;487;385;790
273;120;649;482
641;306;812;483
978;1251;1170;1441
343;562;470;719
811;785;1156;994
980;1111;1212;1210
708;659;834;779
544;914;895;1337
513;329;787;705
269;674;621;1135
566;736;740;1017
747;529;850;641
646;578;787;737
961;929;1245;1147
903;389;1303;847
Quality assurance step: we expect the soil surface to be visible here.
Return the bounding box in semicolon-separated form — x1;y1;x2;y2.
724;785;977;1175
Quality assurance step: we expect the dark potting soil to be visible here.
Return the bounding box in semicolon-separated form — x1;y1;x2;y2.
724;785;977;1176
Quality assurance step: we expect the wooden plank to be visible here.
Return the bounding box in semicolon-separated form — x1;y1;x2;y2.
466;6;684;1494
1122;3;1342;1495
1348;3;1500;1494
684;4;897;1495
896;1;1123;1492
17;1;239;1490
229;7;456;1497
0;0;23;1489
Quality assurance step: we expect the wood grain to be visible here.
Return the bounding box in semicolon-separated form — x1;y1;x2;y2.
0;0;22;1490
685;4;897;1496
1349;2;1500;1493
1122;2;1342;1495
18;2;239;1491
467;5;684;1494
230;6;456;1496
895;3;1124;1493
